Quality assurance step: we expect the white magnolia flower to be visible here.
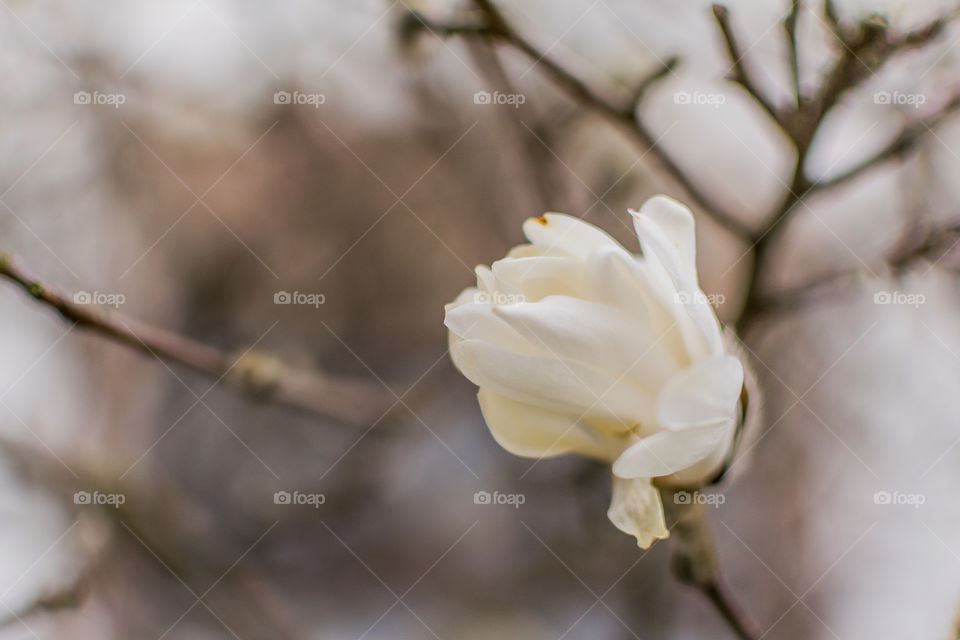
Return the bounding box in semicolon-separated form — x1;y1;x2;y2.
444;195;745;547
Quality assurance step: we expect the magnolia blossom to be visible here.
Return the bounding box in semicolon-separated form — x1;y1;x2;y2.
444;195;744;547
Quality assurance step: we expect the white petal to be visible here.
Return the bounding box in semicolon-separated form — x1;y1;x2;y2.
445;287;480;312
657;355;743;430
584;247;690;365
611;424;730;478
607;476;669;548
450;339;654;428
444;301;533;354
491;255;584;301
630;203;723;358
475;265;498;293
491;295;679;392
477;389;624;460
506;243;575;260
630;195;696;281
522;213;621;259
611;355;742;480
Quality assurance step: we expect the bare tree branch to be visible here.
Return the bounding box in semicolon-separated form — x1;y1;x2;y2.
0;253;395;426
407;0;960;329
734;7;960;329
813;96;960;191
406;0;756;240
712;4;781;122
784;0;802;105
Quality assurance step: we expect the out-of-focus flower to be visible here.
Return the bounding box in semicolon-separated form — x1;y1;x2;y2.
444;195;744;547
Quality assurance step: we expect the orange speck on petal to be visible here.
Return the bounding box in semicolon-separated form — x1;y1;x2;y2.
535;215;548;225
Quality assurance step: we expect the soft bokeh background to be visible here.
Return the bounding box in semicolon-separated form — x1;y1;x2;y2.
2;0;960;638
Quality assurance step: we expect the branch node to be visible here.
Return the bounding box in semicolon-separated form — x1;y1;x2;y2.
230;351;285;397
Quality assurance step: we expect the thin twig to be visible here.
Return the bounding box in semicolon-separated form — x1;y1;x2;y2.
702;579;763;640
408;1;755;239
660;486;761;640
712;4;781;122
814;95;960;191
735;7;960;329
784;0;802;105
0;253;394;426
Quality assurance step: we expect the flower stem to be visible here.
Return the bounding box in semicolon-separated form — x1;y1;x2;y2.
701;578;761;640
659;486;760;640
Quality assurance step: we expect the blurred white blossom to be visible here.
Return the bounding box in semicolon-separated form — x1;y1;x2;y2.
445;196;744;547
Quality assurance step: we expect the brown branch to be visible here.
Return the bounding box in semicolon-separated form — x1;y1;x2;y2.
784;0;801;105
735;8;960;330
629;55;681;108
702;579;763;640
712;4;781;122
0;253;395;426
814;95;960;191
660;486;761;640
407;1;755;240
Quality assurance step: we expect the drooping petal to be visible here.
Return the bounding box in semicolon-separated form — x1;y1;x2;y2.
656;355;743;430
611;424;730;479
522;213;621;259
611;355;742;482
450;339;654;428
491;295;680;391
477;389;624;460
607;476;669;548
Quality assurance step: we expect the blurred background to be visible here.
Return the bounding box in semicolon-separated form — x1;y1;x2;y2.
2;0;960;638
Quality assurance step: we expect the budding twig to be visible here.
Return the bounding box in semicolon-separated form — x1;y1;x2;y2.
0;253;395;426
